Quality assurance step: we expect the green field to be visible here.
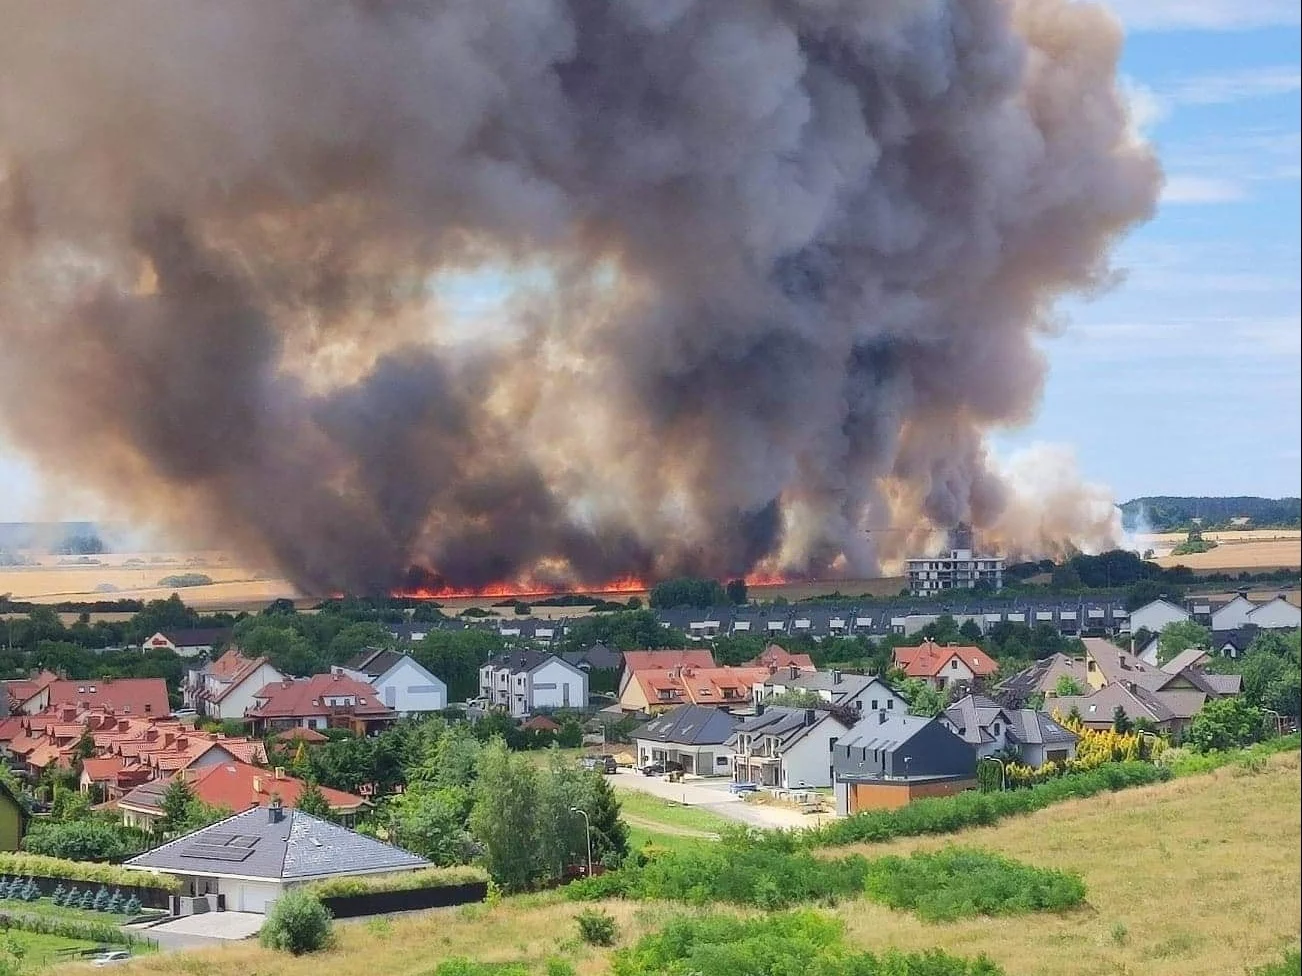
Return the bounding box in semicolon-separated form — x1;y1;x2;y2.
2;930;102;969
0;896;136;924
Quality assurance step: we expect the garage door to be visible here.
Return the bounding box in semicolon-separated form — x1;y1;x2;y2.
232;881;280;913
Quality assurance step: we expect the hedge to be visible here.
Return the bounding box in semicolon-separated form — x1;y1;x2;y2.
0;853;178;894
1162;732;1301;778
566;841;1085;919
306;865;489;898
0;909;157;948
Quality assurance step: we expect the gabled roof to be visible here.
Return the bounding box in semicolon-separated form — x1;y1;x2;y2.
482;650;572;675
996;653;1089;699
622;649;716;674
1212;625;1260;653
838;713;938;752
1160;647;1211;675
1051;682;1175;725
272;726;328;744
746;645;816;672
119;761;366;816
48;678;169;717
247;674;396;720
3;671;59;708
635;666;770;707
344;648;406;678
160;628;233;648
123;806;426;881
201;650;279;703
943;695;1009;746
729;705;849;752
893;640;998;679
1004;709;1079;746
636;704;739;746
763;670;886;701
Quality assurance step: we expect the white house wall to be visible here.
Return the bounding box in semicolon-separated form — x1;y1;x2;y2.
209;662;284;720
529;659;587;713
373;658;447;715
779;720;845;789
1248;599;1302;630
1130;601;1190;635
1211;597;1256;632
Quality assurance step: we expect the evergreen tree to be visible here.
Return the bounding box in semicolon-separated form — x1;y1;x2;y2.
106;890;123;914
93;885;111;911
22;878;39;902
123;894;142;916
0;877;10;900
159;776;196;836
293;780;333;820
587;773;629;867
1112;706;1134;734
51;883;66;906
78;888;95;910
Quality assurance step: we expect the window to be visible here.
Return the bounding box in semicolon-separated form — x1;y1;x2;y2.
992;723;1000;734
871;699;879;710
887;700;895;710
950;659;959;670
828;736;838;752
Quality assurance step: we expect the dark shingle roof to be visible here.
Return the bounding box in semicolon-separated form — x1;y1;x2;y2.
123;807;427;880
637;704;739;745
344;648;406;677
838;713;935;751
1005;709;1079;746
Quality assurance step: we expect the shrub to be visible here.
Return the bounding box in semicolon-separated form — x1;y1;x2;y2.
78;889;95;910
860;847;1086;922
259;890;334;955
575;908;618;946
1249;948;1301;976
0;910;154;948
431;962;529;976
21;818;148;862
50;884;66;907
0;852;178;892
20;879;38;903
106;890;123;914
122;895;142;917
611;911;1006;976
92;885;111;912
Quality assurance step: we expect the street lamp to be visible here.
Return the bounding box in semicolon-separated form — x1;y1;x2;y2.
569;806;593;877
981;756;1006;791
902;756;911;781
1261;707;1284;738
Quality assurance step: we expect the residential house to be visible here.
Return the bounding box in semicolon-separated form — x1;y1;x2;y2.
994;653;1090;704
561;642;624;673
754;668;906;718
0;781;27;852
3;671;59;715
478;651;588;718
1128;598;1190;636
891;640;999;689
122;803;428;914
186;649;284;721
47;678;170;719
520;715;561;733
1213;626;1260;659
942;694;1079;767
832;712;977;813
618;650;715;701
633;704;739;775
619;665;771;714
745;645;816;672
117;761;367;831
143;628;233;658
336;649;447;716
245;674;398;735
729;704;854;789
1248;596;1302;630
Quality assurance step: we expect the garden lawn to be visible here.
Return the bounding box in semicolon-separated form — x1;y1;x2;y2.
0;896;136;924
4;930;102;970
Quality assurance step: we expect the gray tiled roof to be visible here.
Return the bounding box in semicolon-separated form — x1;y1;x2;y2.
838;713;934;751
345;648;406;677
636;704;739;746
123;807;428;881
771;671;880;697
1004;709;1079;746
943;695;1007;745
1160;646;1210;675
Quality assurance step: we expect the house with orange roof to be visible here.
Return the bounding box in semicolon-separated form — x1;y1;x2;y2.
185;649;284;721
892;640;999;690
245;673;398;736
745;644;816;672
619;664;772;714
117;761;368;831
3;671;60;715
47;678;170;719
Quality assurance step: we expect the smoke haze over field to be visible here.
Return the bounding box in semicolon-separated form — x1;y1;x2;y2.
0;0;1159;593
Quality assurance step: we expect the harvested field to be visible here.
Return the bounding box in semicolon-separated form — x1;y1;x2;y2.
1155;537;1301;572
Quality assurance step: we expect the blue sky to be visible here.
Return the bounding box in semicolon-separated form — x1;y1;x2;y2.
1;1;1298;522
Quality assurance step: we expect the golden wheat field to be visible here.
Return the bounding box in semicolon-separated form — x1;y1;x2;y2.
68;753;1301;976
1155;537;1302;572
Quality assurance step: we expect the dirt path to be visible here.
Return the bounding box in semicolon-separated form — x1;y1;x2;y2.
619;814;719;839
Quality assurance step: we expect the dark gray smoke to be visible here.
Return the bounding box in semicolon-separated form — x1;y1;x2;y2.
0;0;1160;593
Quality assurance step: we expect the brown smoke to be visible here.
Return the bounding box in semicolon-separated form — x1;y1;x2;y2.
0;0;1160;593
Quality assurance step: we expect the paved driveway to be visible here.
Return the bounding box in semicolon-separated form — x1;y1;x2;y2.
135;911;263;950
609;769;831;830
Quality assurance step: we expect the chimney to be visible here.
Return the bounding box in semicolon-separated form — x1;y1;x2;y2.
1236;588;1249;600
268;796;284;823
755;702;766;717
274;766;285;780
831;669;842;685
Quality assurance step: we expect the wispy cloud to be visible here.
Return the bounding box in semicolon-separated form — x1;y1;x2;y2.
1160;174;1250;204
1162;66;1302;105
1107;0;1301;31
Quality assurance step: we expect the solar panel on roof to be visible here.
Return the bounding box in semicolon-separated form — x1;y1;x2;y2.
180;843;254;862
227;835;260;848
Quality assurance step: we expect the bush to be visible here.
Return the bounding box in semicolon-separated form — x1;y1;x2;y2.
0;852;177;892
259;890;334;955
0;910;154;948
860;847;1086;922
122;895;141;917
431;962;529;976
305;865;488;899
1249;948;1301;976
575;908;618;946
21;818;149;862
611;911;1005;976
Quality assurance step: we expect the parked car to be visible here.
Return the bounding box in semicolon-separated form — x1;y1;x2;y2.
92;951;131;967
728;781;760;794
640;760;683;777
579;755;617;774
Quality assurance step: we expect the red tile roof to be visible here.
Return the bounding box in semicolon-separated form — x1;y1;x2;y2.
748;645;817;672
622;650;716;674
247;673;396;720
47;678;170;717
200;649;276;703
893;640;998;679
520;715;561;732
636;666;771;707
272;727;329;744
81;757;129;784
121;761;366;815
4;671;59;708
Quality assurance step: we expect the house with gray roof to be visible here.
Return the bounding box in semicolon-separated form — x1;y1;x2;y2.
632;703;739;776
478;651;587;717
753;668;905;719
123;802;428;914
942;694;1079;768
338;649;447;716
831;712;976;814
729;704;855;789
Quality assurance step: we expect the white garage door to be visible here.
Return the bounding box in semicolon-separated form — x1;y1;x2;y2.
230;881;280;914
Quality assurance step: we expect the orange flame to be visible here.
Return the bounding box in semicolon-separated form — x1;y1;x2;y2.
389;570;794;600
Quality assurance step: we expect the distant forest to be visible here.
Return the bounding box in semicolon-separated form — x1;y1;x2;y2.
1119;496;1301;533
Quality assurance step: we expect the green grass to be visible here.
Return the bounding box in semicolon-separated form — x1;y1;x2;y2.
614;790;732;835
0;896;136;924
0;929;103;969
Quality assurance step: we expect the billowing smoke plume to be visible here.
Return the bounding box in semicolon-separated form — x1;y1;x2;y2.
0;0;1159;593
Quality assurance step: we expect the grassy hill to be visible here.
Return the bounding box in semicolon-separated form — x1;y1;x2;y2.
78;752;1300;976
1121;496;1301;533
